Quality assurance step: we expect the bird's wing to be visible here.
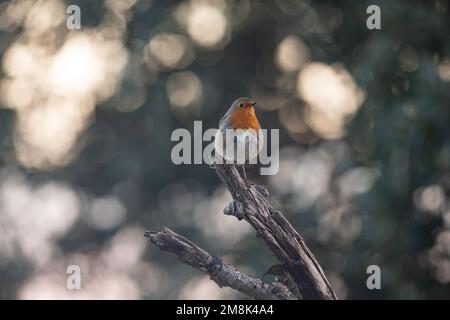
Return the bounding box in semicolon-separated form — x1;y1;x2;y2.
218;113;229;129
218;105;235;129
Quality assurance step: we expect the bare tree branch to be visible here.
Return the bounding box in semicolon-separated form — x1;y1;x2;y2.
215;163;337;300
145;162;336;300
145;228;295;300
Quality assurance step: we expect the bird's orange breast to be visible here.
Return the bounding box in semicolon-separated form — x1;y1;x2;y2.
230;107;261;131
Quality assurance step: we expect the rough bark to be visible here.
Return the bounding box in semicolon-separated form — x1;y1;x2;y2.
145;163;337;300
145;228;295;300
215;164;336;300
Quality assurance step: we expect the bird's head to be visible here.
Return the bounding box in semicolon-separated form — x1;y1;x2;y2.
229;97;256;112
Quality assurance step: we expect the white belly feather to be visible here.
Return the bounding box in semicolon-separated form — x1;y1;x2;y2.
214;129;263;164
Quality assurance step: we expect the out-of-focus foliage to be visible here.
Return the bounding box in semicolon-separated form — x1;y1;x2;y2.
0;0;449;299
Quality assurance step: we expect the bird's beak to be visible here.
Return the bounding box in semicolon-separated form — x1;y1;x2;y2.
244;101;256;108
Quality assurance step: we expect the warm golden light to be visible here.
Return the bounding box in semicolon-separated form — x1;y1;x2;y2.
166;71;202;108
50;36;104;96
1;7;128;170
297;62;365;139
147;33;194;69
275;35;310;72
437;58;450;81
187;4;227;48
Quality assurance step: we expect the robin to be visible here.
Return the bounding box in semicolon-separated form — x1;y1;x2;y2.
214;97;263;186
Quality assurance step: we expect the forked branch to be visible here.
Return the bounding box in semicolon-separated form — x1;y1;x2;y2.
145;163;336;300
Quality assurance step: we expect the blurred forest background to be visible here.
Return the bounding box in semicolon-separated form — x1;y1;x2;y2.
0;0;450;299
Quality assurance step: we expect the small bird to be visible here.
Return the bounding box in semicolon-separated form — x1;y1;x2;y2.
214;97;263;186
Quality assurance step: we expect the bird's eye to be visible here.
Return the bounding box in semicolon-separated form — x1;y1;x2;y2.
239;103;244;108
